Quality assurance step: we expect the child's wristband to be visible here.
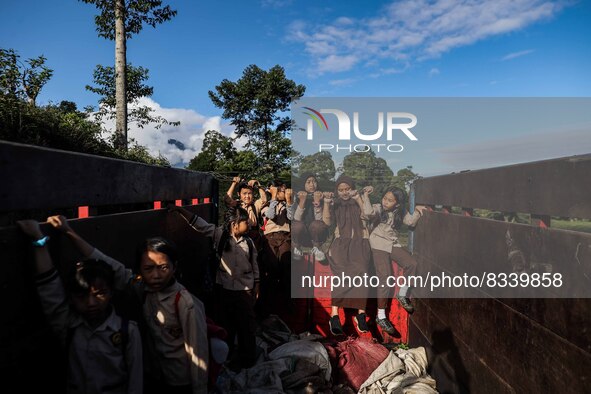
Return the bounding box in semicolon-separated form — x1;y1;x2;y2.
32;236;49;247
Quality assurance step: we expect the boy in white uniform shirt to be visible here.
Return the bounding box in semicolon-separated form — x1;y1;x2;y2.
18;218;143;394
34;215;208;394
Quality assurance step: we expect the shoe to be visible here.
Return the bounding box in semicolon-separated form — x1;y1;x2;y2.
397;296;415;314
376;317;397;335
293;247;303;260
354;313;369;333
329;315;345;336
311;246;326;261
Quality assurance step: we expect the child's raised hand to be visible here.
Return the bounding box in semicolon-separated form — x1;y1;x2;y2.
362;186;374;195
285;188;293;203
322;191;334;202
269;185;278;199
47;215;71;233
16;220;43;239
297;191;307;202
415;205;428;215
313;191;323;204
350;189;360;199
232;176;242;184
247;179;260;189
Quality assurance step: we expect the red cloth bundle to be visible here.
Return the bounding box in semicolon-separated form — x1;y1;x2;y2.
325;337;390;391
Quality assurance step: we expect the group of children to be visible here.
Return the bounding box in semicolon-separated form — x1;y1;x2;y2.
17;173;425;393
18;216;208;394
216;174;426;338
322;175;427;337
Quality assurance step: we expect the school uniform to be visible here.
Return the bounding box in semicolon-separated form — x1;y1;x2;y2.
262;200;291;267
188;215;259;368
223;195;265;250
292;194;329;248
369;204;421;251
260;200;292;317
327;198;372;310
90;249;208;394
35;266;143;394
143;281;208;394
368;205;422;309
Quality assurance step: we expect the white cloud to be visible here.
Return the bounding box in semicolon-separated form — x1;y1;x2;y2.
202;116;222;133
501;49;535;61
288;0;565;75
100;97;235;166
329;78;356;86
429;67;440;77
317;54;360;73
369;65;409;78
260;0;293;8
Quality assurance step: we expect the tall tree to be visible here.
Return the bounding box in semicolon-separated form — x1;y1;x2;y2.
80;0;177;149
86;63;179;144
208;64;305;180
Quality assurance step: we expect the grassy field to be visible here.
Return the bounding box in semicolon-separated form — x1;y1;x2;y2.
551;219;591;234
469;209;591;234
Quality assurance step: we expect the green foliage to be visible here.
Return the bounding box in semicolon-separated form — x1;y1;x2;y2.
0;48;53;106
0;49;20;99
337;151;420;202
298;151;336;182
122;137;170;166
186;131;269;182
22;55;53;106
391;166;421;191
80;0;177;40
208;64;305;180
0;99;111;154
86;63;180;129
233;150;261;175
0;98;170;166
339;151;394;199
58;100;79;113
187;130;237;172
259;129;294;181
87;64;152;107
0;48;168;166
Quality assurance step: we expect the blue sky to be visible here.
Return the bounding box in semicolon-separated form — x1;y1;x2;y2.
1;0;590;173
